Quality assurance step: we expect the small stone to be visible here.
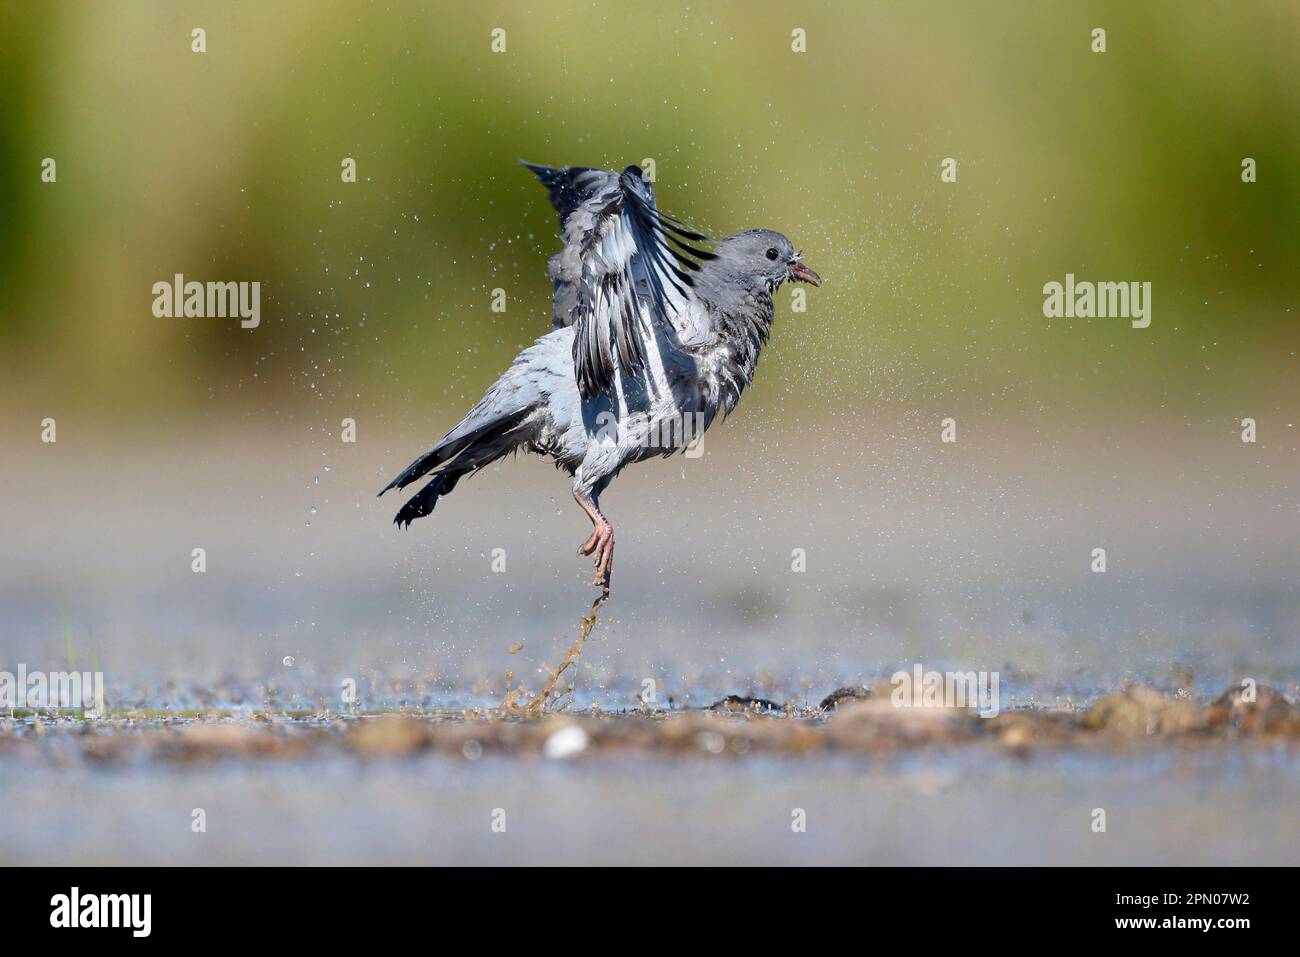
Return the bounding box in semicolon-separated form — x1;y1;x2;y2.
542;724;589;759
1206;685;1300;735
695;730;726;754
818;686;871;711
1083;686;1201;736
708;694;783;715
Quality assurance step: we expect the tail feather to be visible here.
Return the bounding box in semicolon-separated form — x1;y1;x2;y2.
383;406;534;529
379;407;531;497
393;472;461;530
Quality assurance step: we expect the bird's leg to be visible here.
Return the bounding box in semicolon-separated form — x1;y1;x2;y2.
573;490;614;595
574;492;602;556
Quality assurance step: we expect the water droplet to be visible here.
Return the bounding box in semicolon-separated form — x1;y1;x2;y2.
282;656;296;667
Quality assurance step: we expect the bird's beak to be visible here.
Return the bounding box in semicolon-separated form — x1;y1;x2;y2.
788;261;822;287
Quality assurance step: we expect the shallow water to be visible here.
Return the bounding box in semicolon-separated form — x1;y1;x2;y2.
2;746;1296;866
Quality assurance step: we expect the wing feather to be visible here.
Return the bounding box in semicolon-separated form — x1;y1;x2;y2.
524;161;711;400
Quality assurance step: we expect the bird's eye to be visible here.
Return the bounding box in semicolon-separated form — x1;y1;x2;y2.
765;247;779;261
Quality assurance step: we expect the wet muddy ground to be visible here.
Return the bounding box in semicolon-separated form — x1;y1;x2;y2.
2;683;1298;865
6;680;1299;764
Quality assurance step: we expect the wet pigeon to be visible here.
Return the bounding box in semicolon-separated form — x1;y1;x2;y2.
380;161;820;596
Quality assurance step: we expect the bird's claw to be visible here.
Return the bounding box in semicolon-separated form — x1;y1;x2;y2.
580;523;614;596
577;527;601;556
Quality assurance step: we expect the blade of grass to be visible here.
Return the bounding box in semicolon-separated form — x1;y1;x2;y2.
56;584;76;673
89;624;101;715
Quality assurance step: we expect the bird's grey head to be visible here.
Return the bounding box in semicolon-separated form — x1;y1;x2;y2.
711;229;822;295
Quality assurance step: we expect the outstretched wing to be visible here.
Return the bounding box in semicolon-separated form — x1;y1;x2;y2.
523;162;714;401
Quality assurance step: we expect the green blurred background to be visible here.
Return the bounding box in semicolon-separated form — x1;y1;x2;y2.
1;0;1296;429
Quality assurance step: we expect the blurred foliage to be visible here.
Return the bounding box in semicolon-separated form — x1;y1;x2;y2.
0;0;1296;426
